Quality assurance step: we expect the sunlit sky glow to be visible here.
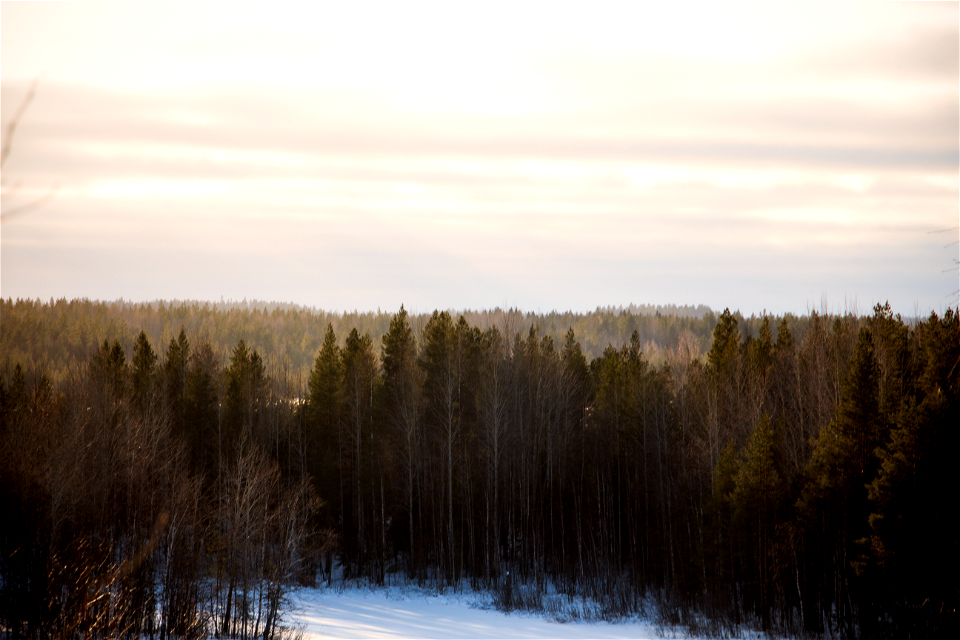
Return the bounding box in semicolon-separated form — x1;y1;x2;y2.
2;2;957;316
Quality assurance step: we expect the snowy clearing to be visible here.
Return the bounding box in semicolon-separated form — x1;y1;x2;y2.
287;584;773;639
288;586;660;639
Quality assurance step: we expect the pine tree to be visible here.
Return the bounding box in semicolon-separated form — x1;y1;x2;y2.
477;326;511;582
867;302;908;419
747;316;774;424
305;324;342;558
731;414;783;628
340;328;377;576
867;309;960;636
704;308;744;480
381;307;422;575
419;311;464;583
184;341;220;476
94;339;128;398
707;308;741;378
224;339;266;455
165;328;190;437
131;331;157;418
799;327;882;636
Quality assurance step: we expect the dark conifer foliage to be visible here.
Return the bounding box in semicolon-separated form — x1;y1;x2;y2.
0;330;317;639
1;300;956;638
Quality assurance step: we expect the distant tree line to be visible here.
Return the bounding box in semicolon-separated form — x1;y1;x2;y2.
1;300;956;638
1;298;722;381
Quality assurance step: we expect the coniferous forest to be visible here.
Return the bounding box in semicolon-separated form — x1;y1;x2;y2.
1;298;957;638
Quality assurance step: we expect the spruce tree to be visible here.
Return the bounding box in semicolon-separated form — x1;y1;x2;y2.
340;328;377;576
867;309;960;636
131;331;157;418
732;414;783;628
165;328;190;437
225;339;265;455
799;327;882;636
381;307;422;574
419;311;462;582
184;341;219;476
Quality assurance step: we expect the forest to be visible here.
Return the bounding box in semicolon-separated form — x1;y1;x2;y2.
1;298;957;639
0;298;716;378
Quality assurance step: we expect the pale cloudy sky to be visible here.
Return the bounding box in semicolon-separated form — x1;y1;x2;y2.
2;2;957;316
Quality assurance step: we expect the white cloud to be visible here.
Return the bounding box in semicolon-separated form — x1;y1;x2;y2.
2;2;957;315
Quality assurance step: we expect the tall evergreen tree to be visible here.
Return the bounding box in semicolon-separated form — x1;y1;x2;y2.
306;323;342;556
165;328;190;437
224;339;266;457
477;325;511;582
131;331;158;418
867;309;960;637
731;414;783;629
381;307;422;575
704;308;744;479
799;327;882;636
340;328;377;576
184;340;220;476
419;311;465;582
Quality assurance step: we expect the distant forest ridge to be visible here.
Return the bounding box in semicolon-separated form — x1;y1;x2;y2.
108;298;715;318
0;296;900;382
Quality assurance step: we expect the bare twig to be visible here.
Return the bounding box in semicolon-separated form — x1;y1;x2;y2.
1;79;58;224
1;187;57;222
1;79;38;169
929;226;960;247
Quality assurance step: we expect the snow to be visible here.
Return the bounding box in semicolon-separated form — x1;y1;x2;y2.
288;584;663;639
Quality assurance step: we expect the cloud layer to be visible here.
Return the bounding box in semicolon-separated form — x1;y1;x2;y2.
2;2;957;315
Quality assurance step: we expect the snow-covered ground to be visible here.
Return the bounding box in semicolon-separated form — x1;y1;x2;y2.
288;584;674;639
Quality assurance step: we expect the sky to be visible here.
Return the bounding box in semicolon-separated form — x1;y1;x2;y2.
2;1;957;317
